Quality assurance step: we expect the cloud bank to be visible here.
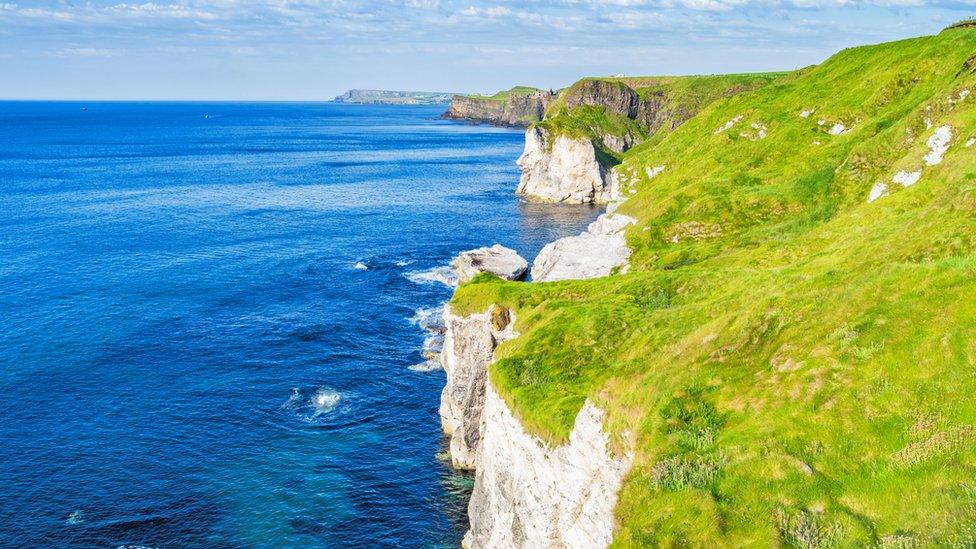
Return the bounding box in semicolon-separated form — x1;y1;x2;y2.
0;0;965;98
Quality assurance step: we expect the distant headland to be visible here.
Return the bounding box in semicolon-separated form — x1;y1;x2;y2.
332;89;456;105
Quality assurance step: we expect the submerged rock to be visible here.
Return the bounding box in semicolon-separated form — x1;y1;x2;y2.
531;213;636;282
451;244;528;284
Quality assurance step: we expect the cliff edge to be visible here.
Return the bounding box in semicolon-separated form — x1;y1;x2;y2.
515;74;780;203
443;87;554;127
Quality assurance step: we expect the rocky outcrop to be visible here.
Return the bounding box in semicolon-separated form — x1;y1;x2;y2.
464;385;632;549
452;245;528;284
439;305;516;469
443;90;554;127
439;303;633;547
516;126;617;204
563;79;639;119
438;213;637;546
531;213;636;282
516;77;771;203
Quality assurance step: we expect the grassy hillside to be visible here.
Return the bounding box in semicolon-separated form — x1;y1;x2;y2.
467;85;545;101
454;27;976;546
537;73;780;163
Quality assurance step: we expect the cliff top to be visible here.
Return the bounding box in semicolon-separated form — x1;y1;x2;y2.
466;86;549;102
454;27;976;546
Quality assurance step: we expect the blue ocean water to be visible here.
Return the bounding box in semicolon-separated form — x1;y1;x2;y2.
0;102;599;547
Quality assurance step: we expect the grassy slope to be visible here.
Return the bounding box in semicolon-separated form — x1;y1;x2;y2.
536;74;782;162
467;85;543;101
453;28;976;546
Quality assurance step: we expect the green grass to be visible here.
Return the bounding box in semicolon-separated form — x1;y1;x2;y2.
452;28;976;546
534;73;781;162
467;85;544;101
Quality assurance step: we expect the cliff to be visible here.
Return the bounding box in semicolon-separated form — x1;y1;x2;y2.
443;87;554;127
439;215;637;547
516;74;779;203
332;89;455;105
446;26;976;547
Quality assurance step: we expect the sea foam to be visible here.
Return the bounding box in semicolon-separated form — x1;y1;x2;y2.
405;266;458;287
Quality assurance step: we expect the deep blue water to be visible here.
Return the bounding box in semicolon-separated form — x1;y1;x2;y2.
0;102;599;547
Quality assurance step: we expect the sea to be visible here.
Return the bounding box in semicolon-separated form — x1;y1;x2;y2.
0;101;599;547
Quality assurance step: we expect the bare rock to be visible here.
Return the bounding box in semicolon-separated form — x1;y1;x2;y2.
531;213;636;282
516;126;614;204
452;244;528;284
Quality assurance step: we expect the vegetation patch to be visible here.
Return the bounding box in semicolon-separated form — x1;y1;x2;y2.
457;28;976;544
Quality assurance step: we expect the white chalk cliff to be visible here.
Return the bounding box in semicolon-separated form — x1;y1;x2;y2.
439;304;632;548
439;305;516;470
516;126;618;204
464;385;631;548
438;213;636;547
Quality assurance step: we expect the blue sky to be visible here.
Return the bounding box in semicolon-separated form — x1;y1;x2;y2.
0;1;970;99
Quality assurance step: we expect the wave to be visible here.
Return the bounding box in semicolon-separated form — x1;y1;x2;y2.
280;387;302;410
409;359;442;372
309;387;341;418
423;334;445;355
353;261;368;271
408;306;445;332
404;265;458;287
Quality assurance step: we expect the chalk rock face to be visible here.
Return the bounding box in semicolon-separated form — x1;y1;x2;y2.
531;213;636;282
516;126;614;204
439;305;516;470
464;384;632;549
452;244;528;284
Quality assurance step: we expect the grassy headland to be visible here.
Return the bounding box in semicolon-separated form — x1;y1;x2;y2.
453;27;976;546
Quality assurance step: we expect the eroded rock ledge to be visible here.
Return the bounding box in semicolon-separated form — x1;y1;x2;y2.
532;213;636;282
439;215;635;547
439;304;516;470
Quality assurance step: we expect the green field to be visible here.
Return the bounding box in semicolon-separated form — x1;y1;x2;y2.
466;85;545;101
537;73;780;162
453;27;976;546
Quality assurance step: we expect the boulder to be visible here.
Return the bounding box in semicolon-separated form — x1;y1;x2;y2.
452;244;528;284
531;214;636;282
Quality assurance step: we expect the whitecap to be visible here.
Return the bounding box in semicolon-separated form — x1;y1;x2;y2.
394;259;415;267
409;359;442;372
309;387;341;417
408;306;445;332
353;261;368;271
66;510;84;525
405;265;458;287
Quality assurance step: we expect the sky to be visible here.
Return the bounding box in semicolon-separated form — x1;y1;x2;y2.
0;0;971;100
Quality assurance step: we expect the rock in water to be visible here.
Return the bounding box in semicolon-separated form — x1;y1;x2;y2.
516;126;614;204
531;213;636;282
451;244;528;284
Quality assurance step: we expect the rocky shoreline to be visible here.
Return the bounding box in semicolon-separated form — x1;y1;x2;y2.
429;209;635;548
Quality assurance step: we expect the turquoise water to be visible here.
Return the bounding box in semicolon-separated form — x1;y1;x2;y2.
0;102;599;547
